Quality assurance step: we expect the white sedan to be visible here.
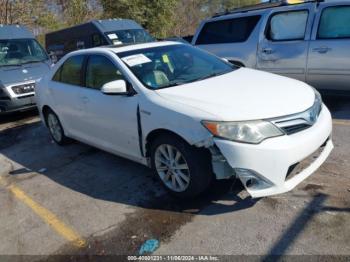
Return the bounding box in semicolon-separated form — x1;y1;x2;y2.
36;41;333;198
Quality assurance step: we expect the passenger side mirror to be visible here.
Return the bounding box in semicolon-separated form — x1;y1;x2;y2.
48;52;58;64
101;80;128;95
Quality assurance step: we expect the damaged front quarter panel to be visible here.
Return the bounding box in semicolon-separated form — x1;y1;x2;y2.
209;145;236;180
194;137;236;180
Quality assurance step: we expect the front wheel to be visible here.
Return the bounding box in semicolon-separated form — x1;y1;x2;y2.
150;134;213;198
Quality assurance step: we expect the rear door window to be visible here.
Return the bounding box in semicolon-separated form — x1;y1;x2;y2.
196;15;261;45
318;6;350;39
267;10;308;41
58;55;84;86
85;55;124;90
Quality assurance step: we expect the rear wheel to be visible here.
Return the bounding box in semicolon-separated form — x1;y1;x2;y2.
45;109;70;145
150;134;212;198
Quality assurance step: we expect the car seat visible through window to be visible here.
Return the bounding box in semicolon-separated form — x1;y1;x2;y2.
140;61;170;88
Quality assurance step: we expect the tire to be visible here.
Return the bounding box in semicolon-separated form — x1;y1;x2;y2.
45;109;70;145
150;134;213;198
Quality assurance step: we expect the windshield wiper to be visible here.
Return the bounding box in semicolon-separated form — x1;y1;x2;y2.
156;81;187;89
195;71;230;82
0;59;46;68
0;63;22;67
21;59;46;65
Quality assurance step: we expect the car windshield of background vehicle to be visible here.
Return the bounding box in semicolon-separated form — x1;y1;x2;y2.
318;6;350;39
117;44;235;90
105;29;155;45
0;39;48;67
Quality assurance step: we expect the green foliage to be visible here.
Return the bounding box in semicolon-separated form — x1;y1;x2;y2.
222;0;262;9
100;0;178;38
1;0;262;42
62;0;93;26
100;0;261;37
204;0;261;14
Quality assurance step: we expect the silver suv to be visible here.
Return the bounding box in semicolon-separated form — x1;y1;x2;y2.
0;25;51;114
192;0;350;92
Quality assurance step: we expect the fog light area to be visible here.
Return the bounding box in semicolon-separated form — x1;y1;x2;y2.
234;168;272;190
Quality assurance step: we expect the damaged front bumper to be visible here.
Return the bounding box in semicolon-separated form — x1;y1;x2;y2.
211;106;333;198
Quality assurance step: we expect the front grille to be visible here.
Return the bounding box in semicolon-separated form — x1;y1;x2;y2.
11;82;35;95
281;123;310;135
17;94;34;99
286;137;329;181
270;99;322;135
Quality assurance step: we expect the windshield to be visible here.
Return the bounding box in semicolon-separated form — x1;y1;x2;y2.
118;44;235;90
105;29;154;45
0;39;48;67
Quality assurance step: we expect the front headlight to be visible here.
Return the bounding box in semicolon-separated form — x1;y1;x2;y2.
313;88;322;116
202;120;284;144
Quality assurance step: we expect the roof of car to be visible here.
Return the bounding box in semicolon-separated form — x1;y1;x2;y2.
61;41;183;59
210;0;348;19
0;24;34;40
92;19;143;32
46;19;143;36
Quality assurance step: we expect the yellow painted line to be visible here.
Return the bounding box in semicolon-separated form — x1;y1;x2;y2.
333;120;350;126
0;176;86;248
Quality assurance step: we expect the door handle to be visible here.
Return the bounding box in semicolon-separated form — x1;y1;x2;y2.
261;48;274;54
312;47;331;54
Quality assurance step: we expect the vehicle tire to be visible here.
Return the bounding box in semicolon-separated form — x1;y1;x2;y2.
150;134;213;198
45;109;70;145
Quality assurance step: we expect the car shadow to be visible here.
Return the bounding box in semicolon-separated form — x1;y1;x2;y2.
0;120;259;217
321;93;350;120
0;109;38;125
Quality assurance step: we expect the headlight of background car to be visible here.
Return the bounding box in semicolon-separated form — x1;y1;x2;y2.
202;120;284;144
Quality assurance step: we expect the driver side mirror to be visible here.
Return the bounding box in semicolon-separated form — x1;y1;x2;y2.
221;58;229;63
101;80;128;95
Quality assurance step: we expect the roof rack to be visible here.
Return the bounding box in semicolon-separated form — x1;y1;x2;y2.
212;0;324;18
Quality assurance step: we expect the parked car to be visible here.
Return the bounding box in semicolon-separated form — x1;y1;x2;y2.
45;19;155;61
36;41;333;198
0;25;51;114
192;0;350;93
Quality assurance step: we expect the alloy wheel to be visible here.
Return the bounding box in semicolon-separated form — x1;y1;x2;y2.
154;144;191;192
47;113;63;142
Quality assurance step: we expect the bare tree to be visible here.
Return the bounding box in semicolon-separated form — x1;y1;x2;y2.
0;0;16;25
171;0;205;36
52;0;102;26
168;0;261;37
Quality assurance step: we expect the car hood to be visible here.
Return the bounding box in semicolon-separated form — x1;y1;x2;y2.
156;68;316;121
0;61;51;86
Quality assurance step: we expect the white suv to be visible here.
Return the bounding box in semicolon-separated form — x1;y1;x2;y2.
36;41;333;198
